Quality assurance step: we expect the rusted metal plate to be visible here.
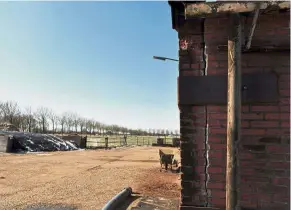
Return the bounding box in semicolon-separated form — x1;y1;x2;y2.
178;73;278;105
178;75;227;105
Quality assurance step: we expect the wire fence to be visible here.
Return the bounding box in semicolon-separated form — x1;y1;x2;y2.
86;135;176;148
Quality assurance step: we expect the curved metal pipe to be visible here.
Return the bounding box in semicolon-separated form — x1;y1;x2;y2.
101;187;132;210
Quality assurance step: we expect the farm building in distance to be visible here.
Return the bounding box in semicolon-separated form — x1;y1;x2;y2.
169;1;290;210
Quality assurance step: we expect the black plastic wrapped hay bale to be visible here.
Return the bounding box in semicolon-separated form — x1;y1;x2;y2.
0;131;79;153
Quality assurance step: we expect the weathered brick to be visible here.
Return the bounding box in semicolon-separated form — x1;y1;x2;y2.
242;113;264;120
273;177;290;186
265;113;290;120
209;113;227;120
209;174;225;182
265;128;290;135
209;198;226;207
210;143;226;150
241;128;265;135
208;167;224;174
210;189;226;199
209;128;226;135
251;105;280;112
177;11;290;209
281;121;290;128
250;121;280;128
208;182;225;189
207;105;226;113
208;136;224;144
280;105;290;112
267;145;290;154
209;150;224;159
280;89;290;97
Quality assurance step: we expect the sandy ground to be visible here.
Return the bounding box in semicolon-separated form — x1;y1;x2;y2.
0;146;180;210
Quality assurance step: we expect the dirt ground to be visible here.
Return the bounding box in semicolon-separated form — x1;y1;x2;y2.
0;146;180;210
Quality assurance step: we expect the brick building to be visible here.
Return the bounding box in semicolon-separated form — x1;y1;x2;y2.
169;1;290;210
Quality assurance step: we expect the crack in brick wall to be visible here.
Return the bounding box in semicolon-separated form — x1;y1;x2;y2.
201;19;210;207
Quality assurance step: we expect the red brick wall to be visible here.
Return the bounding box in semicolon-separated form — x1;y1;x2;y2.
179;13;290;210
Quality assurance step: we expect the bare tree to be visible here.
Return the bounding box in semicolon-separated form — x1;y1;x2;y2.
78;117;86;134
24;106;34;132
111;124;120;136
36;107;50;133
0;101;20;124
49;110;58;134
58;114;67;135
13;114;25;131
71;113;79;133
86;119;94;135
94;121;101;135
121;127;128;136
0;101;3;122
64;113;73;133
100;123;106;136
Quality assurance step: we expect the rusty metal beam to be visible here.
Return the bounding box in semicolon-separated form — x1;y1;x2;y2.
226;13;241;210
185;1;290;18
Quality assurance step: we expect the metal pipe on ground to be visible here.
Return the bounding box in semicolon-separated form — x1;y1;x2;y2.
101;187;132;210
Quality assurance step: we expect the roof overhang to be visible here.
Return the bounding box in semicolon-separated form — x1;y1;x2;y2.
185;1;290;18
169;1;290;30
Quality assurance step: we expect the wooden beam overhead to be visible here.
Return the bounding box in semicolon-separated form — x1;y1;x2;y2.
217;45;290;53
185;1;290;18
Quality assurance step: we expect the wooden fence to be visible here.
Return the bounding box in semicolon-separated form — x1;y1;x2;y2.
86;136;175;148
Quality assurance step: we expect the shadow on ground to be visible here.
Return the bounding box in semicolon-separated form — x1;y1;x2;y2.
121;195;179;210
117;193;142;210
24;204;78;210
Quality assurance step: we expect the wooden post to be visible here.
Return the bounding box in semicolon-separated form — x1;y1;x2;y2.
226;13;241;210
105;137;109;149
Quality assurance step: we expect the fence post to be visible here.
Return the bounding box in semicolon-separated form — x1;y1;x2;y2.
105;137;108;149
136;136;138;146
148;137;150;146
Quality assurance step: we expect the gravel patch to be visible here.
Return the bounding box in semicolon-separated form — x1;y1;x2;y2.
0;147;179;210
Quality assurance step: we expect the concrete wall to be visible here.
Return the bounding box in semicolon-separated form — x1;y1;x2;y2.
62;135;87;148
0;135;12;153
177;12;290;209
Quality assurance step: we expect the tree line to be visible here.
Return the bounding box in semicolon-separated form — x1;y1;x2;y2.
0;101;180;136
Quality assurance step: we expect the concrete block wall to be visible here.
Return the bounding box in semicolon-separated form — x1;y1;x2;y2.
0;135;12;153
178;13;290;209
62;135;87;148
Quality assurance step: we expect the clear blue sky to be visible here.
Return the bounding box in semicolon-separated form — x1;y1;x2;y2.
0;2;179;131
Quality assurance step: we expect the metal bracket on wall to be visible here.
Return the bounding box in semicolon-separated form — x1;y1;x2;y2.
178;73;278;105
